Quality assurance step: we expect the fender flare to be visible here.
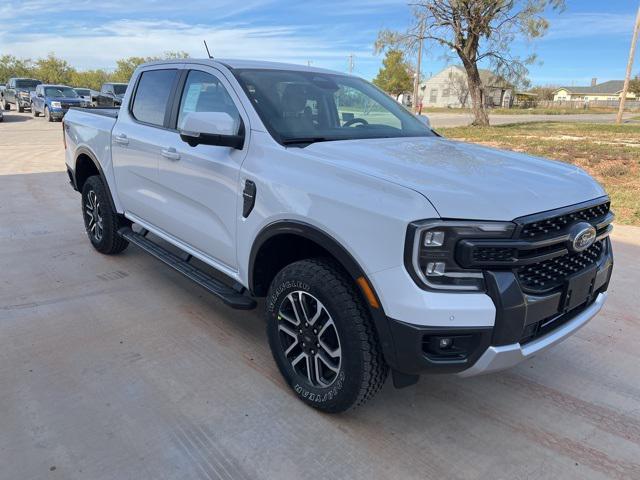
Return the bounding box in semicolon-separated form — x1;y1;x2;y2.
73;146;118;212
249;220;398;367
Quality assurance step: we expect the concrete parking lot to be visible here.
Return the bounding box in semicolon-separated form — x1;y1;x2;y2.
1;110;640;480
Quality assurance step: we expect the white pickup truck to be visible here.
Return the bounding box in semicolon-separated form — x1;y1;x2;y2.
63;59;614;412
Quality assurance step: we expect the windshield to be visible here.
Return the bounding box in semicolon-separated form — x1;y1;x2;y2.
233;69;433;144
113;84;127;95
16;80;41;90
45;87;79;98
75;89;90;96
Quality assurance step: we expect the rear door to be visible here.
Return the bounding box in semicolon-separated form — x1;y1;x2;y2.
152;66;250;271
111;66;181;225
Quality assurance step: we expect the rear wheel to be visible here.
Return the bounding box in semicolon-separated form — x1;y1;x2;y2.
266;259;388;413
81;176;129;254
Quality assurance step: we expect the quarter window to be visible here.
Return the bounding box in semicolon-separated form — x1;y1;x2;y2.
131;70;178;127
177;70;240;131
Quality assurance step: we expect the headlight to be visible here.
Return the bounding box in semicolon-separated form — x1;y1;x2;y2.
51;101;62;108
405;220;515;291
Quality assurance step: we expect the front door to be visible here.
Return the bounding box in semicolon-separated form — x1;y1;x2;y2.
153;67;249;271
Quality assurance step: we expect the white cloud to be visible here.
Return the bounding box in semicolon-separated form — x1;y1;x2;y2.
544;12;635;40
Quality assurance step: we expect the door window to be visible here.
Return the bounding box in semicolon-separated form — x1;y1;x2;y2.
177;70;240;131
131;70;178;127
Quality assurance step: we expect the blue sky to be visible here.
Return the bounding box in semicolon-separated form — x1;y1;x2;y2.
0;0;638;87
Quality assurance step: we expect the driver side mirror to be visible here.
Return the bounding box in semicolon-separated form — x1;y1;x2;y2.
179;112;245;149
416;114;431;129
37;93;44;98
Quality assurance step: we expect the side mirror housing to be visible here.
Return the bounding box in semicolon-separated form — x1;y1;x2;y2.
179;112;245;149
416;114;431;130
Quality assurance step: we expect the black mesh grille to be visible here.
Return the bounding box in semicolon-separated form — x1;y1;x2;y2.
516;240;604;292
472;246;517;263
520;202;610;240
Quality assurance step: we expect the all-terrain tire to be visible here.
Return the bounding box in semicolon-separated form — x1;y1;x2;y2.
266;258;388;413
45;106;52;122
81;175;129;254
32;104;39;117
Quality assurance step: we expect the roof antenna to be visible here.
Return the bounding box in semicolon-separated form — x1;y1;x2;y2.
203;40;213;59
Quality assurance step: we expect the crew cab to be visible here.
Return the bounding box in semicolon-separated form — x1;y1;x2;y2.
2;77;42;112
95;82;128;107
63;59;613;412
32;84;88;121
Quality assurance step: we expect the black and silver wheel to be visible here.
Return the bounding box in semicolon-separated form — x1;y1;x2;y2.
81;176;129;254
16;102;23;113
32;104;39;117
266;259;388;413
44;106;52;122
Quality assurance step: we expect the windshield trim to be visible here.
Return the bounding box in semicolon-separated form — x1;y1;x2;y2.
232;68;433;146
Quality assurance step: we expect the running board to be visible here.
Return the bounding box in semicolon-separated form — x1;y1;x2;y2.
118;227;257;310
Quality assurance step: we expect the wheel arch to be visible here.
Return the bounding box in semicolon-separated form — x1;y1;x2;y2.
249;220;398;366
73;147;118;212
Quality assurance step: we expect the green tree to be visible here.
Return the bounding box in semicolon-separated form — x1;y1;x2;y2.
629;75;640;97
34;53;74;84
372;50;413;97
0;55;35;84
112;51;190;83
376;1;565;126
70;69;112;90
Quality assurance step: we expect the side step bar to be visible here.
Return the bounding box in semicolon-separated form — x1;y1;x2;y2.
118;227;257;310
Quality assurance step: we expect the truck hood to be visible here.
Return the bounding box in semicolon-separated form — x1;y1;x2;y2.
303;136;605;220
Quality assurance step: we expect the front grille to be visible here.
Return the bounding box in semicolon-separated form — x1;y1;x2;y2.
516;240;604;292
472;246;517;263
519;201;610;240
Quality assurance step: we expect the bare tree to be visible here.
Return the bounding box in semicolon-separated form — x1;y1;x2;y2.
376;1;564;126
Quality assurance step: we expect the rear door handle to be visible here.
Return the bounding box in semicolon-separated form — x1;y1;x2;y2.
161;147;181;161
114;134;129;146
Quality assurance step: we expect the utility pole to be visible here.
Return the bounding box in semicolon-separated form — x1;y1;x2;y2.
348;54;354;74
617;4;640;124
413;19;425;114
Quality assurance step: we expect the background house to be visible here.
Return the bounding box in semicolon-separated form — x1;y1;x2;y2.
553;79;636;102
419;65;512;108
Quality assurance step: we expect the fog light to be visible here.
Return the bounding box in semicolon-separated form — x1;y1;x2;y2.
439;337;453;349
425;262;445;276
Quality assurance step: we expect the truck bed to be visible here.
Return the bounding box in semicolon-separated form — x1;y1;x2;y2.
68;107;119;118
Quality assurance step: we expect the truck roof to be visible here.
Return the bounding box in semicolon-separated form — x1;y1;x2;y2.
139;58;347;76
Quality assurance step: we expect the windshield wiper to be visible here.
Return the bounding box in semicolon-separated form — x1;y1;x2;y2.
282;137;331;147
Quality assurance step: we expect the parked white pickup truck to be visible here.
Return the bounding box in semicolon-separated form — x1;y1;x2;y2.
63;59;614;412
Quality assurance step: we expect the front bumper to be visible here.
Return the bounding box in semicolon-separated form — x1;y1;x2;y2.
376;237;613;377
458;292;607;376
17;97;32;108
49;108;68;119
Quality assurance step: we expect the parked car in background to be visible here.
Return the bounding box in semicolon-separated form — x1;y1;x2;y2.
63;59;613;413
95;83;127;107
32;84;87;121
74;87;99;105
2;78;42;112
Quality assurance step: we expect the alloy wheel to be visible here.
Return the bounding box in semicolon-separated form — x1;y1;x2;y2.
277;291;342;387
85;190;104;241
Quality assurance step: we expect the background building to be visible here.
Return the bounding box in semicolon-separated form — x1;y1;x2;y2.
419;65;512;108
553;79;636;102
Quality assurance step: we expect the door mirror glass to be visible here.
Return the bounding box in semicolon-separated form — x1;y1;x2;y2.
179;111;244;149
416;114;431;129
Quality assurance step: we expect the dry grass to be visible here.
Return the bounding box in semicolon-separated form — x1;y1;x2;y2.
439;122;640;225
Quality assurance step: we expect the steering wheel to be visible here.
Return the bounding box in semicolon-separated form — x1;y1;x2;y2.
343;117;369;127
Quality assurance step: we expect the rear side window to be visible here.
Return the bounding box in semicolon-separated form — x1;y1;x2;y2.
131;70;177;127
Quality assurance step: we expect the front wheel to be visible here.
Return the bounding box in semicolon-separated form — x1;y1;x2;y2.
266;259;388;413
16;102;23;113
32;104;39;117
81;176;129;254
44;106;52;122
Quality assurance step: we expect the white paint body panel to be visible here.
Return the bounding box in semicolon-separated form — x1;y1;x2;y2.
64;58;607;333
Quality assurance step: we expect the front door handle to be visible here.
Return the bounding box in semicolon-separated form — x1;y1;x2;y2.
161;147;181;161
113;134;129;146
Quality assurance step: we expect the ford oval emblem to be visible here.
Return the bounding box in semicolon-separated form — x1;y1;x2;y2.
568;222;597;253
